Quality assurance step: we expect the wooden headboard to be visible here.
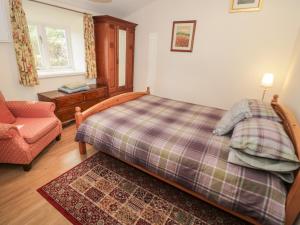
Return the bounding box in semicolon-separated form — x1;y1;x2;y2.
271;95;300;158
271;95;300;225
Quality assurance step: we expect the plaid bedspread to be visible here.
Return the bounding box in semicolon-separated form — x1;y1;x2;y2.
76;95;286;225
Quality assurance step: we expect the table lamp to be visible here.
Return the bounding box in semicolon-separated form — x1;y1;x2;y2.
261;73;274;101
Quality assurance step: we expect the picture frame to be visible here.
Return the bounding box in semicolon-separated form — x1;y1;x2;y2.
230;0;263;13
171;20;196;52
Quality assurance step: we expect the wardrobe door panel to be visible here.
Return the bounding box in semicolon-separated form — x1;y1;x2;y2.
126;29;135;90
108;24;117;93
118;29;127;88
94;23;106;85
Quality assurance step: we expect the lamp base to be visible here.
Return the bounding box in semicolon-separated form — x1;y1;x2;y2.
261;89;268;102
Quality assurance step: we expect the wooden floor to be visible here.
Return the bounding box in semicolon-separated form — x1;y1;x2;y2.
0;125;96;225
1;124;299;225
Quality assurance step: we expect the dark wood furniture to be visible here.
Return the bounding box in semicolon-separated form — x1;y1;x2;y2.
93;15;137;97
38;84;107;125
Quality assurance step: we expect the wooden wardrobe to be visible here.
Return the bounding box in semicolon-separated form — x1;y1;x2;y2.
93;16;137;96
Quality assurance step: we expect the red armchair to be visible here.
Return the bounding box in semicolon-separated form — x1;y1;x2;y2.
0;92;62;171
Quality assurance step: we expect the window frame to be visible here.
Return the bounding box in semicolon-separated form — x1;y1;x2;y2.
28;22;75;77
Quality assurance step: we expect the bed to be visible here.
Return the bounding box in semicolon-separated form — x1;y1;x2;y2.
75;88;300;225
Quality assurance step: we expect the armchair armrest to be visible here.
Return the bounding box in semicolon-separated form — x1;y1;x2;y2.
6;101;56;118
0;123;20;140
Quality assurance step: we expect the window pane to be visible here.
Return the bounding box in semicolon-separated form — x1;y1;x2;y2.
45;27;70;67
28;25;43;68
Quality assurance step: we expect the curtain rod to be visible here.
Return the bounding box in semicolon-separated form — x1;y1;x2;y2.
28;0;88;15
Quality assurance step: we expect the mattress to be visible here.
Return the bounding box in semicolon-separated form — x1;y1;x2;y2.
76;95;286;225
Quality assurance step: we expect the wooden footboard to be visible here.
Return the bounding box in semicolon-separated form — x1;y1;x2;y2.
75;87;150;154
75;92;300;225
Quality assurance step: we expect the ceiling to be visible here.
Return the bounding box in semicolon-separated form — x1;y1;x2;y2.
39;0;155;17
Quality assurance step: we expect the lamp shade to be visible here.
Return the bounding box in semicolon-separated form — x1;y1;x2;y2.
261;73;274;88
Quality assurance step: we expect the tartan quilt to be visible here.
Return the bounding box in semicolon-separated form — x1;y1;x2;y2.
76;95;286;225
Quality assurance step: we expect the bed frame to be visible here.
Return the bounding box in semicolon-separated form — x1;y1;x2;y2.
75;88;300;225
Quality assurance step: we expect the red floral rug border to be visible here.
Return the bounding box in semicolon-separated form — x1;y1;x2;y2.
37;187;82;225
37;153;97;225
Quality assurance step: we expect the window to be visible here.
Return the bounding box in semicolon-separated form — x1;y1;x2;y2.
28;24;74;75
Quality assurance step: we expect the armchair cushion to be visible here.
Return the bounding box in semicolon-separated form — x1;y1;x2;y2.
0;123;20;139
14;117;59;144
7;101;55;118
0;92;5;101
0;98;16;124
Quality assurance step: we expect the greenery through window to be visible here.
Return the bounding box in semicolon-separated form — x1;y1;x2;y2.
28;24;73;73
28;25;43;68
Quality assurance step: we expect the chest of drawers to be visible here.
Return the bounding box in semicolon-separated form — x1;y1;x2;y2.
38;84;108;125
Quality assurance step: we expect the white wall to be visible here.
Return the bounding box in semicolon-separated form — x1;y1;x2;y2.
126;0;300;109
281;28;300;121
0;0;10;42
1;0;300;112
0;0;94;101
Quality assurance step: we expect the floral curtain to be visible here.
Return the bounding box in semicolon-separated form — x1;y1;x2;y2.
84;14;97;79
9;0;39;86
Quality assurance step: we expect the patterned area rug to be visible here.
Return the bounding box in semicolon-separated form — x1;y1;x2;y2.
38;152;248;225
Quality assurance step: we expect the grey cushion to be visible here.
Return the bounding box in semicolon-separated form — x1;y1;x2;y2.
230;118;299;162
228;118;300;183
214;99;282;136
248;99;282;123
213;99;252;136
228;149;296;183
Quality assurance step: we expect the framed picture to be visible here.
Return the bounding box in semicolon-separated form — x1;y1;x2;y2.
171;20;196;52
230;0;263;13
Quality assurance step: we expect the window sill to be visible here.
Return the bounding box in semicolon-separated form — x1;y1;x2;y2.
38;71;86;79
